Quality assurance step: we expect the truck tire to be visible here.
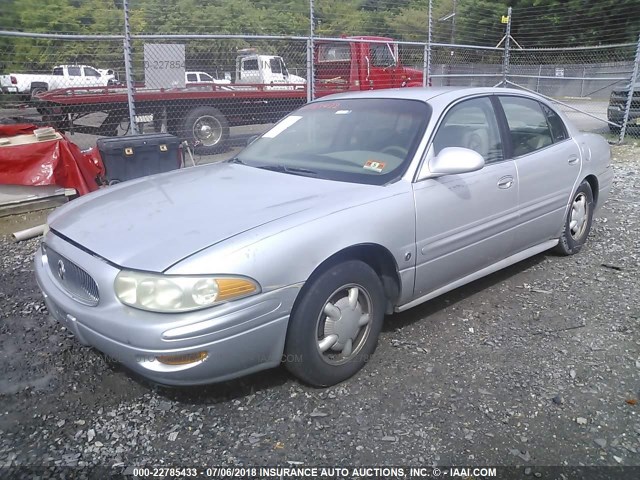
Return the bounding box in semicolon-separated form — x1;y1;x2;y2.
182;106;229;154
30;83;48;101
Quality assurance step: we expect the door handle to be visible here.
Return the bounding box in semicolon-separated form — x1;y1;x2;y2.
568;155;579;165
497;176;514;189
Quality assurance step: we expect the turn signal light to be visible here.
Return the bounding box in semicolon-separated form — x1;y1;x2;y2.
156;351;208;366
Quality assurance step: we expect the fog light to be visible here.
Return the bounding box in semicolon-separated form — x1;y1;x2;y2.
156;351;208;366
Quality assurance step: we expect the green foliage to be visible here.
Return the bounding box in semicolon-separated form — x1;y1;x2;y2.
0;0;638;72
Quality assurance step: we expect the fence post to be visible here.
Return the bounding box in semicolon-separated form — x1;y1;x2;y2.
502;6;512;88
619;33;640;143
307;0;315;102
423;0;432;87
122;0;137;135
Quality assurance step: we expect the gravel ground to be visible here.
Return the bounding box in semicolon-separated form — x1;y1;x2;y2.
0;143;639;473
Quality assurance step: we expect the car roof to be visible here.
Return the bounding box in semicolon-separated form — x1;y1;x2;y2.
317;86;545;106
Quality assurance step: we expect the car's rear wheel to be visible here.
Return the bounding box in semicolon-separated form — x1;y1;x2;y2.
554;180;594;255
284;260;385;387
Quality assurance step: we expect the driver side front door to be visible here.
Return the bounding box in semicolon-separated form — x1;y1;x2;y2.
412;95;520;299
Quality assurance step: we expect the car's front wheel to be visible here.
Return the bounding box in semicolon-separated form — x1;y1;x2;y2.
554;180;594;255
284;260;385;387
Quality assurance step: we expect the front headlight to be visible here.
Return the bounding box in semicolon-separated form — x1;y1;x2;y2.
114;270;260;312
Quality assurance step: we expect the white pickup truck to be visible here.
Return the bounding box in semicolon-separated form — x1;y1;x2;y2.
185;71;232;87
0;64;117;98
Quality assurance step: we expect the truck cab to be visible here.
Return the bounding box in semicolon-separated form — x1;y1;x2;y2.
314;36;424;94
235;51;305;90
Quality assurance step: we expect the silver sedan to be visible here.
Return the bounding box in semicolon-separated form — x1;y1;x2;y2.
34;87;613;387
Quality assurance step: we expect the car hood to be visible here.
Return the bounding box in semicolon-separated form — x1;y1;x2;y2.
49;163;384;271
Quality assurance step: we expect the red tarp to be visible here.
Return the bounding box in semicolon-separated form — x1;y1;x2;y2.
0;124;104;195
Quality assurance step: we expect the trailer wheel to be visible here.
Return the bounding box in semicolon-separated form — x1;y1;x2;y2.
182;106;229;154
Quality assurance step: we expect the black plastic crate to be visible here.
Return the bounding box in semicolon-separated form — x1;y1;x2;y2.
96;133;182;184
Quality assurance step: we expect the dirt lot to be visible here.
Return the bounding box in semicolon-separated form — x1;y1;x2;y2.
0;143;639;474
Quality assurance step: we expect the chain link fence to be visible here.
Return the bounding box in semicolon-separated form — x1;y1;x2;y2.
1;0;639;161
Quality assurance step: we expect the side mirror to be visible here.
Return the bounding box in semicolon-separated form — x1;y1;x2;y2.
418;147;485;180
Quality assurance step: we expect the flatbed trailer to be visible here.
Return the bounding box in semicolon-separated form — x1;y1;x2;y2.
35;83;319;153
33;36;426;153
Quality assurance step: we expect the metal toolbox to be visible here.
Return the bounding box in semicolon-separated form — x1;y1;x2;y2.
96;133;181;184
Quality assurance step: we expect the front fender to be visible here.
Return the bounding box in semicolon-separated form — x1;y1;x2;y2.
168;183;417;305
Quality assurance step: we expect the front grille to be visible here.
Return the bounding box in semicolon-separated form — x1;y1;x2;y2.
44;245;99;306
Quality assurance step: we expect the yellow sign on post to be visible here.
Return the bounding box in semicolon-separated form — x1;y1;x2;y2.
501;15;509;23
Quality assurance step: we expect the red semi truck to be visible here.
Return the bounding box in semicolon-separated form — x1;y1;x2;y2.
35;37;425;153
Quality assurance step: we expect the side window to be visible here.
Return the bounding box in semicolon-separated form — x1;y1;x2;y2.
67;66;81;77
186;73;197;82
432;97;504;164
499;96;554;157
200;73;213;82
83;67;100;77
541;103;569;142
52;67;63;76
269;58;282;74
370;44;395;67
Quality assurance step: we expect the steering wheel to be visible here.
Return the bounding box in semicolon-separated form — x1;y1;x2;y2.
381;145;409;157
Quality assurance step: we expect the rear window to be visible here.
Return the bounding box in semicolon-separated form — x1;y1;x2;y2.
243;59;258;71
317;43;351;62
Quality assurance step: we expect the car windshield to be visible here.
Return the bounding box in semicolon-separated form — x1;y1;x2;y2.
235;98;430;185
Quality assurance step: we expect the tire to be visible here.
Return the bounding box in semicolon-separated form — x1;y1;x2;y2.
181;106;229;154
30;86;47;101
608;124;621;134
554;180;594;256
284;260;385;387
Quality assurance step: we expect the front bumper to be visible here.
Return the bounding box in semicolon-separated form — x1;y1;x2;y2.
34;232;301;386
607;104;640;125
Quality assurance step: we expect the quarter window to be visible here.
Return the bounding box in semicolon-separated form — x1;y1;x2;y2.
541;103;569;142
499;96;554;157
432;97;504;164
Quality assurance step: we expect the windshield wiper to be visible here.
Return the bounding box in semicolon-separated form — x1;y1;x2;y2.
226;157;245;164
255;164;319;177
